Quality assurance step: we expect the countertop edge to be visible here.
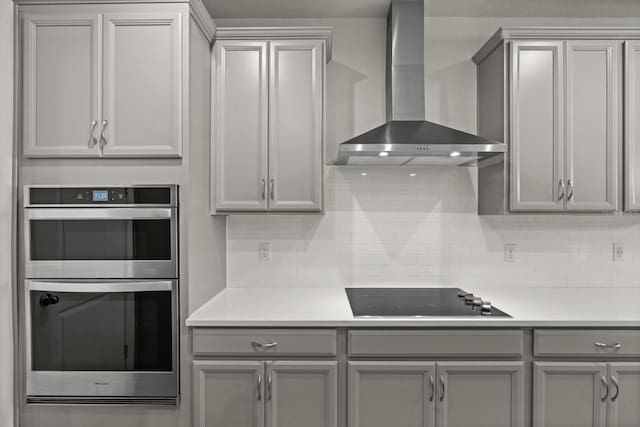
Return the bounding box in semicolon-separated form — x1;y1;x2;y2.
186;320;640;328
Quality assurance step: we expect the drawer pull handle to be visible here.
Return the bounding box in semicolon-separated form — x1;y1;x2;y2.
439;375;445;402
595;342;622;350
611;376;620;402
601;376;609;402
251;341;278;351
268;374;273;401
428;375;435;402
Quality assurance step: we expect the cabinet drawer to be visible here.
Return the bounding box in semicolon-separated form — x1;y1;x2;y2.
348;330;523;357
192;329;337;356
534;330;640;357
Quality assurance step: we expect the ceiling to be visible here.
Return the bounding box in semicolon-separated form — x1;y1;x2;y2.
204;0;640;19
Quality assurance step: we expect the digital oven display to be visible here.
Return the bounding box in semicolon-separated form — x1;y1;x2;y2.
92;190;109;202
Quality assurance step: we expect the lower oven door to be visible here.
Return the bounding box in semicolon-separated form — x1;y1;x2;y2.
25;280;178;404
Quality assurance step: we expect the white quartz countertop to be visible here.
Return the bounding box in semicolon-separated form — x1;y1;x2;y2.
186;286;640;328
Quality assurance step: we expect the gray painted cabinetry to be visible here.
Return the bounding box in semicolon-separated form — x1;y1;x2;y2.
193;328;640;427
193;360;337;427
21;4;186;158
474;28;635;214
212;28;330;213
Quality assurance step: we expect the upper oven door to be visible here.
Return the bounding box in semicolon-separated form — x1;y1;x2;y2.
24;208;177;279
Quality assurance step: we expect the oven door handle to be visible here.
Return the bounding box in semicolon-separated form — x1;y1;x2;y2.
25;208;174;220
28;281;174;293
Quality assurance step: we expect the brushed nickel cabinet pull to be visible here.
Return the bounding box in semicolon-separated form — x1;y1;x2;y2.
428;375;435;402
261;179;266;201
439;375;445;402
257;374;262;401
595;342;622;350
87;120;98;148
99;120;109;149
558;179;565;201
600;376;609;402
270;179;275;201
567;179;574;201
251;341;278;351
611;376;620;402
267;374;272;401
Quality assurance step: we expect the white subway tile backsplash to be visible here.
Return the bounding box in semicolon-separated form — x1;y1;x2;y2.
227;167;640;289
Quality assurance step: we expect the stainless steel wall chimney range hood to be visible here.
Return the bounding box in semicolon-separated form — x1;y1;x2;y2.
335;0;506;167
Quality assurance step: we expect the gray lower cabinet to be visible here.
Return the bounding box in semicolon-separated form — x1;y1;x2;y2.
349;361;524;427
349;362;436;427
608;363;640;427
534;362;640;427
193;360;337;427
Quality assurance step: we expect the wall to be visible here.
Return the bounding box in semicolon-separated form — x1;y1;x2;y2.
226;16;640;290
0;0;14;425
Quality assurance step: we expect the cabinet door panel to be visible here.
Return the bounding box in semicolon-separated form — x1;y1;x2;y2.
267;361;337;427
268;40;323;211
214;41;269;211
533;362;607;427
608;363;640;427
437;362;524;427
565;41;621;211
510;41;564;211
102;12;182;157
348;362;435;427
193;361;264;427
625;41;640;211
22;13;100;157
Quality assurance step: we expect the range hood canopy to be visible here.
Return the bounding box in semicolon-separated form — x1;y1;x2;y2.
335;0;506;167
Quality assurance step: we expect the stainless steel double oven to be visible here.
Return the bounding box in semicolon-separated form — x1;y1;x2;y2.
24;185;179;404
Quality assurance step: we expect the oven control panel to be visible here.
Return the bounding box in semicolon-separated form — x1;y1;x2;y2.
27;186;175;206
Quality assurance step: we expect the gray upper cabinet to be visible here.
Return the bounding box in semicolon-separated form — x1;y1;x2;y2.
101;11;182;157
266;361;337;427
510;41;564;212
607;363;640;427
193;360;265;427
349;361;436;427
20;4;189;158
212;28;331;214
475;29;629;214
437;362;524;427
213;40;269;211
22;12;101;157
625;41;640;211
533;362;608;427
565;41;621;211
268;40;323;211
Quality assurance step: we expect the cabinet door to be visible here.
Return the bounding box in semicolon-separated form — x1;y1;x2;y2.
533;362;607;427
213;40;269;211
192;361;265;427
436;362;524;427
608;363;640;427
22;13;100;157
565;41;621;211
266;361;337;427
625;41;640;211
102;11;182;157
348;361;436;427
268;40;324;211
510;41;564;211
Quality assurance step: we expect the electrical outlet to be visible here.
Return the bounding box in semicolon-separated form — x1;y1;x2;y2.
504;243;516;262
258;242;271;261
613;243;624;262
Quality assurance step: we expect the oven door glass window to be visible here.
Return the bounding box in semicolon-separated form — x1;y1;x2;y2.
29;219;171;261
30;290;173;371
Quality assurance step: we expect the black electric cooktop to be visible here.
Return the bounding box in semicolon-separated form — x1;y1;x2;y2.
345;288;511;317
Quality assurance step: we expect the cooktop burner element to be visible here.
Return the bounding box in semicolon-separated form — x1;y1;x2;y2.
345;288;511;318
